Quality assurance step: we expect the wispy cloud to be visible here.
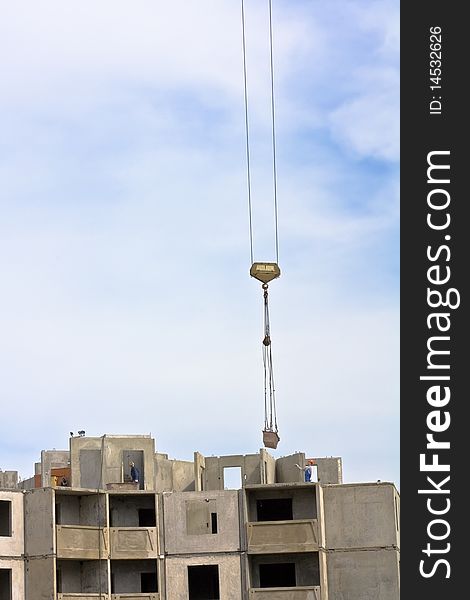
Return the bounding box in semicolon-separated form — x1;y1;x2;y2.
0;0;399;487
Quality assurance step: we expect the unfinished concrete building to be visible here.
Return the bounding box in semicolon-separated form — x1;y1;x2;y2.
3;434;399;599
0;488;25;600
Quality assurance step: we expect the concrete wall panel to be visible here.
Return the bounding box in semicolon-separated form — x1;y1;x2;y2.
246;486;317;522
165;553;242;600
203;453;266;490
276;454;305;484
164;490;240;554
326;548;400;600
260;450;276;484
323;484;399;549
0;471;18;489
393;488;400;549
194;452;205;491
0;558;24;600
58;559;82;592
58;596;107;600
58;559;108;594
24;488;54;556
110;527;158;559
18;476;36;490
243;455;261;485
25;556;55;599
112;596;158;600
109;494;156;527
172;461;195;492
82;560;109;593
155;455;194;493
315;458;342;485
55;491;107;528
204;457;222;490
0;490;24;557
56;525;108;559
110;558;158;594
81;494;107;527
249;553;320;588
57;494;80;525
154;454;172;492
247;519;319;554
80;449;102;489
41;450;70;487
112;595;158;600
249;588;321;600
71;436;155;491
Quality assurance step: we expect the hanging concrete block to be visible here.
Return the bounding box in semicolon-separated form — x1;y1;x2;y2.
263;430;280;449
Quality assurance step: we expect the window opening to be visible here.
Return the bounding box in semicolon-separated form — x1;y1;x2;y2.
311;465;318;482
223;467;242;490
0;501;12;536
259;562;296;588
211;512;218;534
0;569;12;600
56;568;62;593
186;500;217;535
188;565;220;599
55;503;61;525
139;508;156;527
257;498;293;521
141;572;158;592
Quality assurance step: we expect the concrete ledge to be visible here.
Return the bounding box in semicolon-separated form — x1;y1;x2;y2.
248;586;321;600
106;482;140;491
111;595;159;600
110;527;157;559
247;520;319;554
56;525;108;559
57;595;108;599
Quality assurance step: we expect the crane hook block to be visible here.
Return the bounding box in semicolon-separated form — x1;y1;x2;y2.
250;262;281;284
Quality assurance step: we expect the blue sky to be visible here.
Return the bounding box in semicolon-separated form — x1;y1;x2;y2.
0;0;399;486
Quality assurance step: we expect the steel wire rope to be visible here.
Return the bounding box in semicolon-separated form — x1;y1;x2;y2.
241;0;280;265
241;0;280;437
241;0;254;265
268;0;280;264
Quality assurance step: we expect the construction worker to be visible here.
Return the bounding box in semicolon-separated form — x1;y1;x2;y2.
295;459;316;482
129;461;140;484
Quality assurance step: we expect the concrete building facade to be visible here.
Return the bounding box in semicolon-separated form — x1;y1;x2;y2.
0;489;25;600
3;434;399;599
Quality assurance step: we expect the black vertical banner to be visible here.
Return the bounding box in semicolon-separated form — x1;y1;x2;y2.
401;2;466;597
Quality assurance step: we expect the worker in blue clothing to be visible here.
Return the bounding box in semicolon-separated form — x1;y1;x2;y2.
129;461;140;484
295;459;316;482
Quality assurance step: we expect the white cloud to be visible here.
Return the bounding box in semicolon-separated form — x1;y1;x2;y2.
329;80;399;161
0;0;399;487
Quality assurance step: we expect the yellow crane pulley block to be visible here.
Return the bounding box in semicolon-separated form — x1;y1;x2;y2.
250;262;281;284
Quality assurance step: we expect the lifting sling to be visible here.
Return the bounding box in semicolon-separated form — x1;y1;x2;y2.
250;263;281;449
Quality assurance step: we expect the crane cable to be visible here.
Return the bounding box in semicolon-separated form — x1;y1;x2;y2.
241;0;280;264
268;0;280;265
241;0;254;265
241;0;280;436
